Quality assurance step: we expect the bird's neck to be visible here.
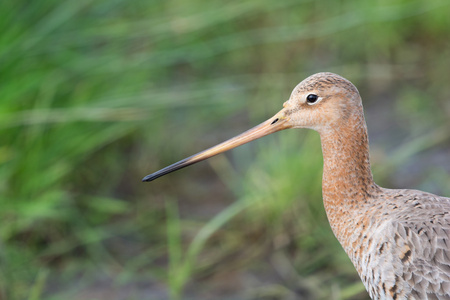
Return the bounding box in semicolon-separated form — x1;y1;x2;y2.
318;112;380;242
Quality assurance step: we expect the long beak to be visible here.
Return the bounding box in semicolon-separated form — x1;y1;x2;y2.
142;108;291;182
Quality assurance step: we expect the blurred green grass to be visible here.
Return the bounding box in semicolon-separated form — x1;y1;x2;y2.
1;0;449;299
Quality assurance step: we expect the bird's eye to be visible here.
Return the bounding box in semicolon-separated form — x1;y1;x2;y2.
306;94;319;104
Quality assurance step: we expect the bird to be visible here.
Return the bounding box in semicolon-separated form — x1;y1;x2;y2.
143;72;450;300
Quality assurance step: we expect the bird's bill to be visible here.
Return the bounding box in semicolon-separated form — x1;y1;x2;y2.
142;108;290;182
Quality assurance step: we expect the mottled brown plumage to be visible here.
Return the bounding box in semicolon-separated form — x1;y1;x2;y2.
143;73;450;300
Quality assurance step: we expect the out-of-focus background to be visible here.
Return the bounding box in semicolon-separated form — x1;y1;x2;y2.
1;1;449;299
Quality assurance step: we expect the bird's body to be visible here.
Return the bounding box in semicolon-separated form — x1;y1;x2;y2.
343;188;450;299
143;73;450;299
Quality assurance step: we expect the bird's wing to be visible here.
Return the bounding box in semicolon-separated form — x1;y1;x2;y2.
362;191;450;300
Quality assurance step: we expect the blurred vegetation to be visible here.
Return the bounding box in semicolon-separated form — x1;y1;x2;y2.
1;0;449;299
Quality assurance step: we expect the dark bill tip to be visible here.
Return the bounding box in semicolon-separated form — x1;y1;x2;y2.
142;175;154;182
141;158;194;182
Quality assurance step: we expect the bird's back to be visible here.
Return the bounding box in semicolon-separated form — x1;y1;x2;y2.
348;188;450;300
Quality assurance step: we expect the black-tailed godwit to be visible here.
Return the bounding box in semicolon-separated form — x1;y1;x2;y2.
143;73;450;299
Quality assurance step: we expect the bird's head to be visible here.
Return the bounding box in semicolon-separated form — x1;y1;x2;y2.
143;72;362;182
281;72;362;132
